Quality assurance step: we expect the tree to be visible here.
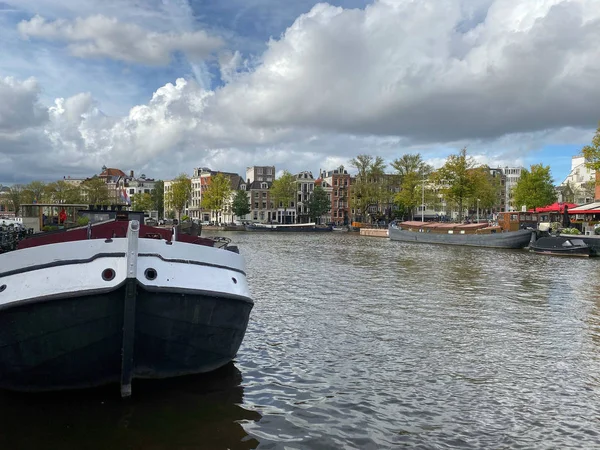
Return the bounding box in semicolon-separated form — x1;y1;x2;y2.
7;185;24;216
467;166;502;216
306;185;330;223
392;153;432;220
231;189;250;219
167;174;192;219
151;180;164;218
349;154;387;222
579;180;595;203
45;181;82;204
22;181;47;204
433;147;478;221
131;192;154;212
82;177;110;205
201;173;232;223
582;121;600;172
512;164;557;210
270;170;296;223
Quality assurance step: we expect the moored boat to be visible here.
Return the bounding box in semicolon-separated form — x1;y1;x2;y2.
332;226;349;232
0;209;253;397
529;236;591;257
388;219;534;249
245;222;332;232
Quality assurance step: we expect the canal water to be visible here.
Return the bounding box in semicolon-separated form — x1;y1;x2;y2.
1;232;600;449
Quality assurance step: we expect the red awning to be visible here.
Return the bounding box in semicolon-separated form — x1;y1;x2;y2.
534;202;578;213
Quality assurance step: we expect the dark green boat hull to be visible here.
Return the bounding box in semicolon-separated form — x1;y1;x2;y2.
0;286;253;392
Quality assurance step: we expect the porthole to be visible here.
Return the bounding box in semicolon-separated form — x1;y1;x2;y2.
102;268;116;281
232;277;237;284
0;284;6;293
145;268;158;281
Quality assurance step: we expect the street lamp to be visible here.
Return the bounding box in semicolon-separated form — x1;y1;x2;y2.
477;198;480;223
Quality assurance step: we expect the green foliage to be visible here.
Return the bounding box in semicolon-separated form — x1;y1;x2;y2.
512;164;557;210
181;214;190;221
306;185;330;222
469;167;502;210
76;216;90;226
6;185;24;216
349;154;387;221
270;171;296;211
22;181;47;204
151;180;164;218
82;177;110;205
391;154;432;219
432;148;479;221
45;180;83;204
131;192;154;212
231;189;250;218
168;174;192;218
166;210;176;219
583;121;600;172
562;228;581;235
201;173;232;213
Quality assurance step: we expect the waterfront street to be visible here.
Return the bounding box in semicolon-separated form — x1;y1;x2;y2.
1;232;600;449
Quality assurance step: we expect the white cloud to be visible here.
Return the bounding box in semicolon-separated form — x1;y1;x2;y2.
0;76;47;133
18;14;223;65
2;0;599;184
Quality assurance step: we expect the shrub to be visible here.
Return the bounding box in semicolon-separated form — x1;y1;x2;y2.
562;227;581;235
76;216;90;226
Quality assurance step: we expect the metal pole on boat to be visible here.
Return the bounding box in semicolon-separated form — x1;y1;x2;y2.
477;199;480;224
421;174;425;222
121;220;139;398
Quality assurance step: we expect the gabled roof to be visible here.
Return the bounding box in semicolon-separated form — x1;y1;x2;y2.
247;180;272;190
99;168;127;178
228;174;245;190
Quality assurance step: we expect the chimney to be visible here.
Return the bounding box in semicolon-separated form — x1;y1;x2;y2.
130;170;134;178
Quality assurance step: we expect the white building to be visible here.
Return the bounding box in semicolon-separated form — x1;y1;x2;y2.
503;166;524;211
246;166;275;184
558;155;595;204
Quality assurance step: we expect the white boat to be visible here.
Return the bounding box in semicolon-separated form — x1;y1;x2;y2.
0;210;253;397
331;226;349;232
245;222;332;232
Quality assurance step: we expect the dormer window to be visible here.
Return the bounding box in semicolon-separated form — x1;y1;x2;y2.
261;182;268;189
241;184;246;190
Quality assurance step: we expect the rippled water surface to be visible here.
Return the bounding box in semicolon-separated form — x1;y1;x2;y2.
2;232;600;449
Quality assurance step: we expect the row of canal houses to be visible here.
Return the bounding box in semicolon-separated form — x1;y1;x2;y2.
164;164;523;225
165;155;600;225
165;166;353;225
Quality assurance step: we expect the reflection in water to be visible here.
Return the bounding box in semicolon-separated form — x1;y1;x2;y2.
0;363;260;449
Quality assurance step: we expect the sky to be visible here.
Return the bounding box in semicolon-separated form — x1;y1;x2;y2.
0;0;599;186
